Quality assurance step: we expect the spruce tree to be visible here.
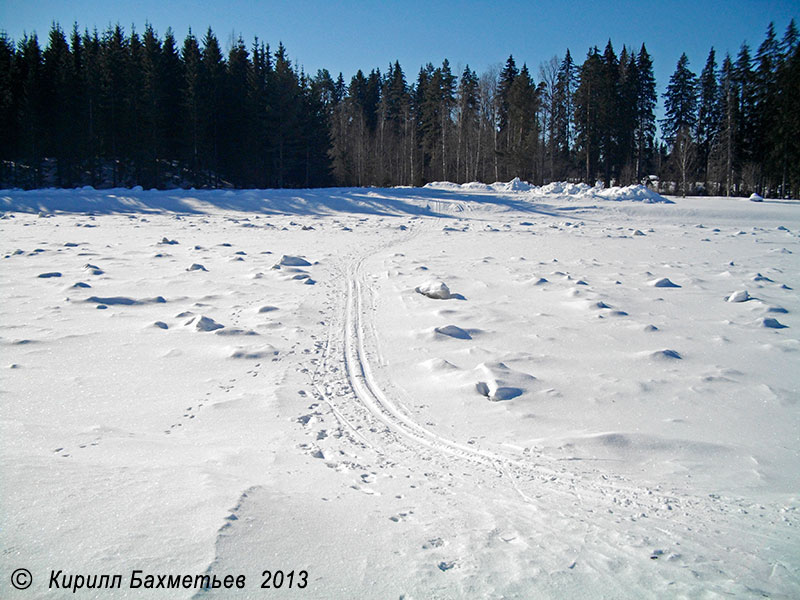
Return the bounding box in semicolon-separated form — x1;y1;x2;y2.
181;30;202;183
712;53;739;196
159;28;183;180
574;47;603;183
140;23;163;187
0;32;16;168
456;65;479;182
497;54;518;159
733;44;756;190
635;44;656;182
553;49;576;179
662;53;698;196
18;33;45;187
696;48;719;191
42;24;77;185
661;53;697;144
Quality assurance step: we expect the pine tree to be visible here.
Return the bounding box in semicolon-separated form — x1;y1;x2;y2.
598;40;619;185
774;23;800;196
456;65;479;182
140;23;163;187
553;49;576;179
634;44;656;181
17;33;45;187
0;32;16;168
271;43;300;187
661;53;697;144
616;46;639;183
42;23;77;185
662;54;698;196
574;47;603;183
754;23;780;192
378;61;410;184
80;28;102;185
496;55;518;174
733;44;757;192
222;36;250;186
711;53;739;196
199;28;225;185
506;63;538;180
181;30;202;183
696;48;719;191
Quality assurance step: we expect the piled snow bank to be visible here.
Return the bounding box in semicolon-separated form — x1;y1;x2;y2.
528;182;671;203
490;177;535;192
423;181;464;191
749;193;764;202
424;180;671;203
461;181;492;191
536;181;593;196
592;184;672;203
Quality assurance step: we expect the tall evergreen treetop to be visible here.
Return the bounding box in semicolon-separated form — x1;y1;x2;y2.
662;53;698;144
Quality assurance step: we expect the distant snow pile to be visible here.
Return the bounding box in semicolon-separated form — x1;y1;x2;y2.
536;181;593;196
424;177;535;192
530;182;672;203
490;177;535;192
423;181;464;191
461;181;492;191
423;179;671;203
592;185;671;203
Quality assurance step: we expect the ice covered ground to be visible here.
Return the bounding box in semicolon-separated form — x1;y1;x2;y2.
1;184;799;598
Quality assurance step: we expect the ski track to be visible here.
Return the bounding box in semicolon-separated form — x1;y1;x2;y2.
280;217;799;596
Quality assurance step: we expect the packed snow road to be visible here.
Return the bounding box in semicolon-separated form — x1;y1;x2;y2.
1;185;799;598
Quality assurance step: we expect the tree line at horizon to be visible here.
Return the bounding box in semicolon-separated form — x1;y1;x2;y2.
0;20;798;197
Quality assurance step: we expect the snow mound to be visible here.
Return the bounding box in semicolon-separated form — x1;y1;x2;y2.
474;361;536;401
727;290;751;303
423;181;463;191
647;349;683;360
462;181;491;191
491;177;534;192
649;277;681;288
594;185;671;203
188;315;224;332
215;328;259;336
421;180;670;202
420;358;459;371
434;325;472;340
749;193;764;202
537;181;592;196
278;255;312;267
761;317;787;329
229;345;279;359
529;182;671;203
85;295;166;305
415;280;451;299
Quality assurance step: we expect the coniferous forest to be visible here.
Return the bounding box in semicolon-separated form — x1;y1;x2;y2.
1;21;799;197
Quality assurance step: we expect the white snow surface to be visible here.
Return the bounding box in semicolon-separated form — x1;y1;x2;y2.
2;184;799;598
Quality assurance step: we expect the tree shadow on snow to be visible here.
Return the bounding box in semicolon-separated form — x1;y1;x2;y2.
1;186;583;218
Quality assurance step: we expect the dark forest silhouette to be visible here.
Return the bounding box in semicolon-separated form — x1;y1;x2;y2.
1;20;798;197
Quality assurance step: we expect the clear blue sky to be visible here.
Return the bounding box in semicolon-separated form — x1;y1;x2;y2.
1;0;797;119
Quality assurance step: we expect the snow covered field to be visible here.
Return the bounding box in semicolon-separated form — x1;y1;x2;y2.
1;184;799;598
